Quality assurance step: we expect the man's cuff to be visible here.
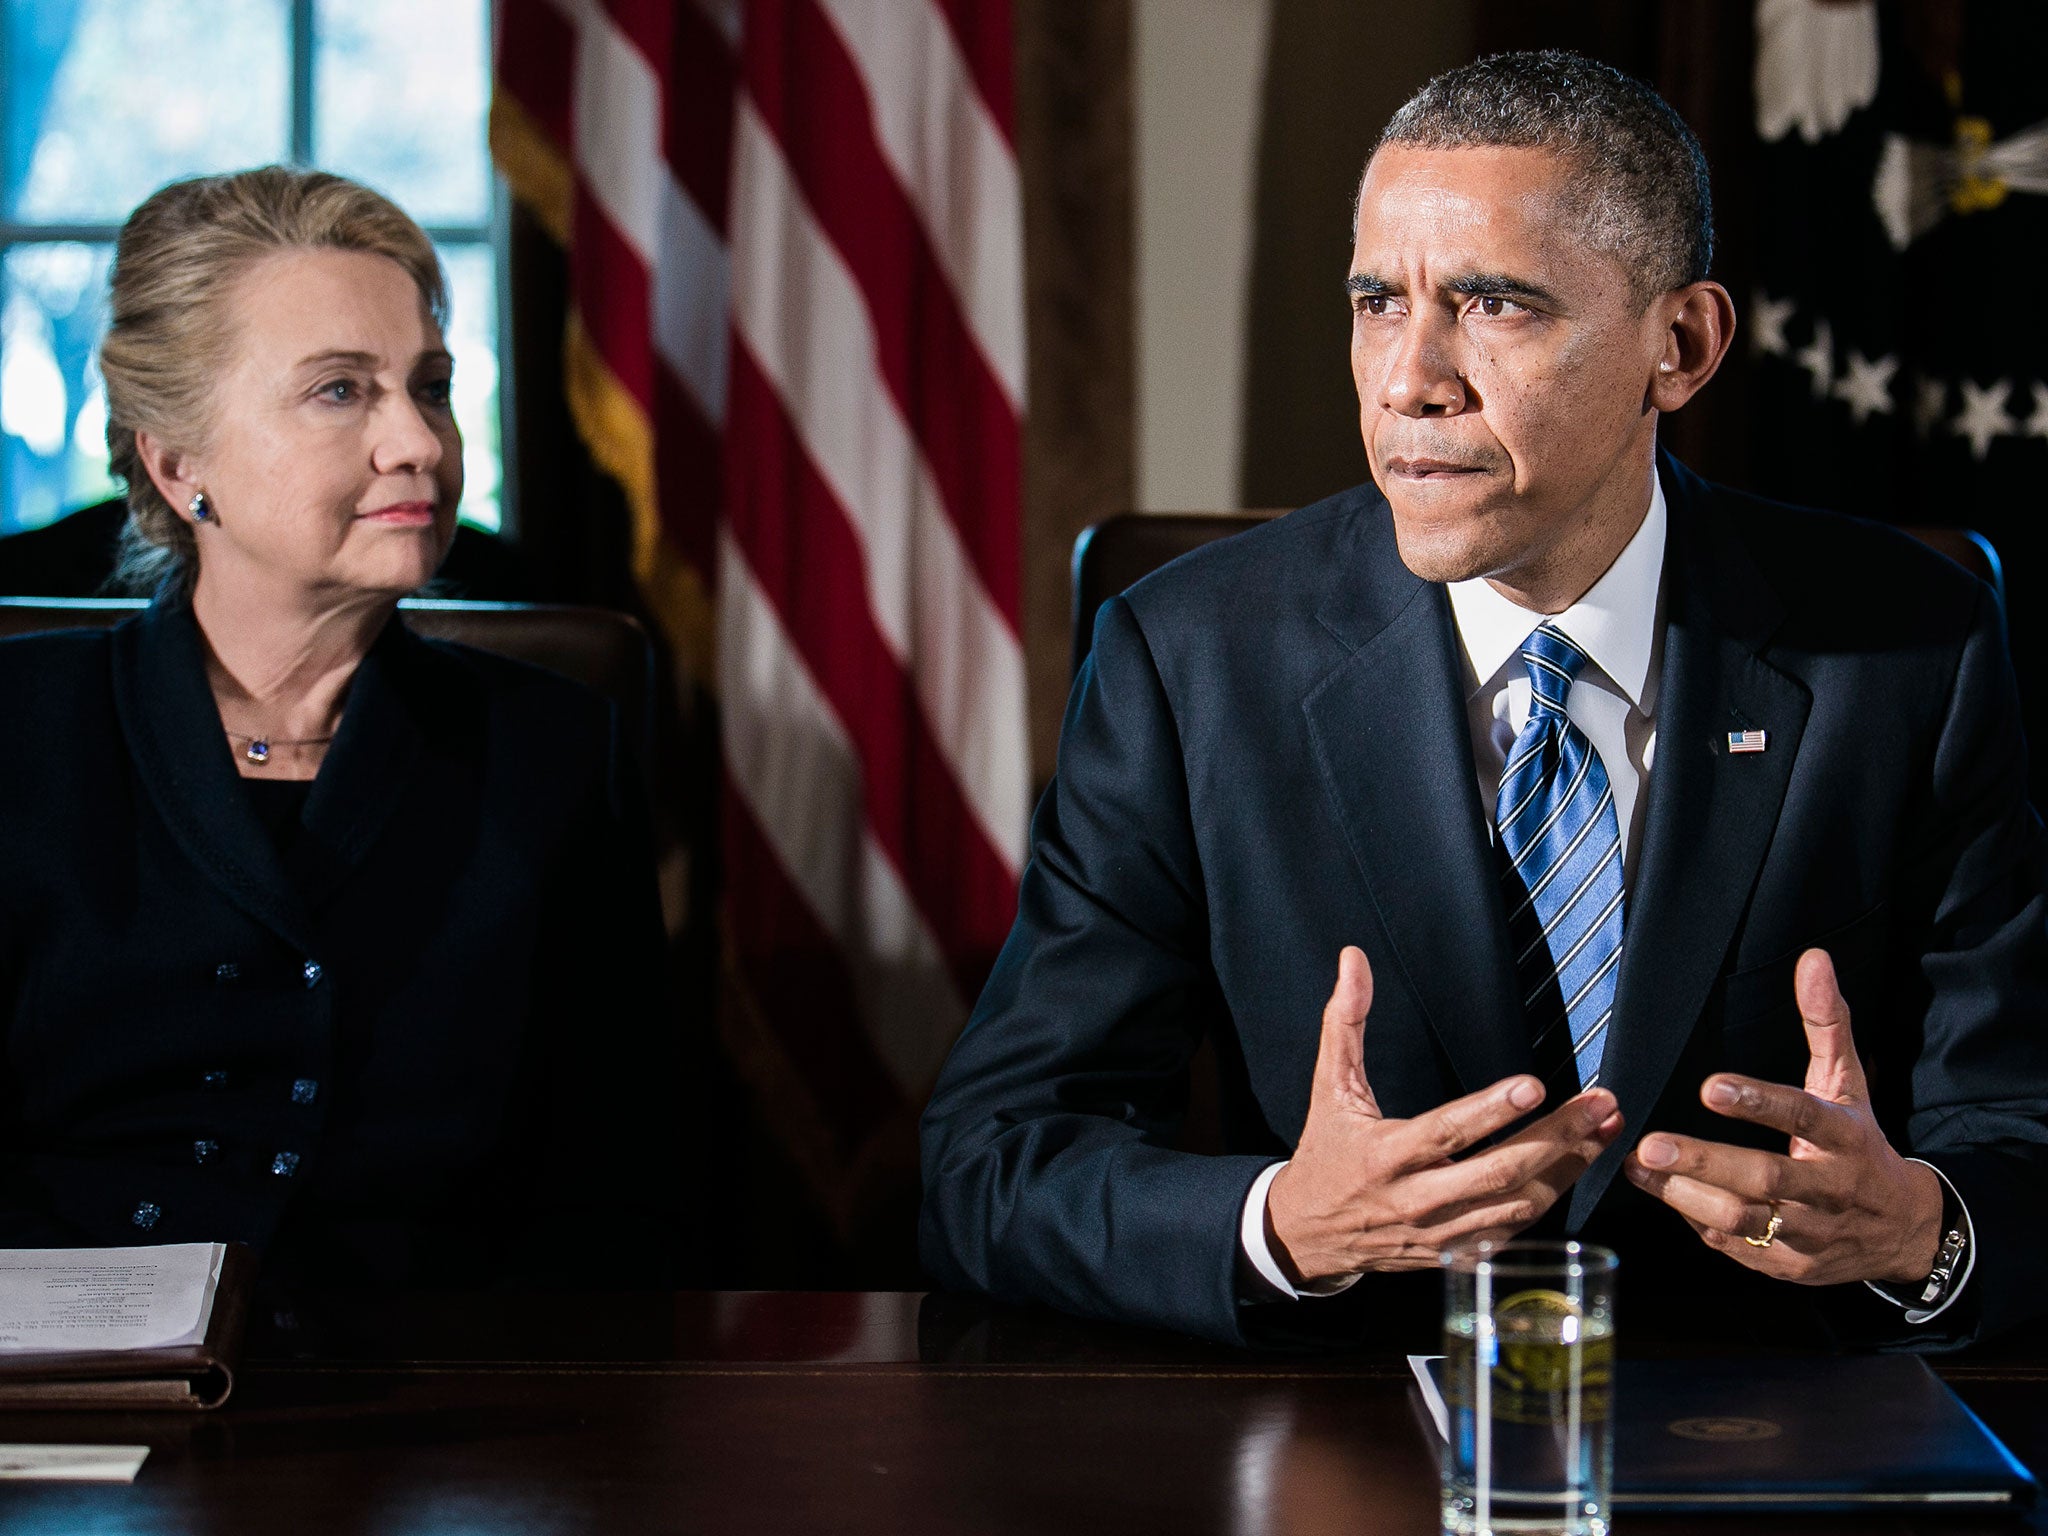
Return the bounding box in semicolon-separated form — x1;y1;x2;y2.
1864;1158;1976;1326
1238;1160;1362;1301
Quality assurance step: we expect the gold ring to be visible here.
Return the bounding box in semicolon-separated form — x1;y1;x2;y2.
1743;1202;1783;1249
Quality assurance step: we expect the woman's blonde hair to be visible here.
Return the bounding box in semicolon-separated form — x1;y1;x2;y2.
100;165;447;594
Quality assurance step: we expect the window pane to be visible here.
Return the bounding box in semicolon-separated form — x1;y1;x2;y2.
315;0;491;226
6;0;289;224
1;242;117;535
439;244;501;533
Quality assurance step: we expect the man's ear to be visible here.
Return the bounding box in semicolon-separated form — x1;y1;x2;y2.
1647;281;1736;414
133;428;203;521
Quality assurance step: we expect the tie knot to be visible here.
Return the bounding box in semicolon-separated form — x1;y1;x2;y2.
1520;622;1588;714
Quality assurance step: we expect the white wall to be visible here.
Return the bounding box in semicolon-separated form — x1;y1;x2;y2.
1133;0;1273;512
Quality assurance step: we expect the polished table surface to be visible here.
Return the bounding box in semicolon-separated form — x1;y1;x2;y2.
3;1292;2048;1534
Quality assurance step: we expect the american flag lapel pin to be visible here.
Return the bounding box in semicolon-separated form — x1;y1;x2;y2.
1727;729;1768;754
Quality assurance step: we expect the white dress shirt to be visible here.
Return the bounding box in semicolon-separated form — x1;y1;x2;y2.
1448;478;1666;879
1237;476;1970;1323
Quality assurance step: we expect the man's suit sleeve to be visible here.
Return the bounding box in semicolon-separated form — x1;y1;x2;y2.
919;595;1276;1345
1875;581;2048;1346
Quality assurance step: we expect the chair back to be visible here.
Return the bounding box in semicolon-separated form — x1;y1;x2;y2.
1071;513;1274;676
0;598;658;776
1070;513;2008;677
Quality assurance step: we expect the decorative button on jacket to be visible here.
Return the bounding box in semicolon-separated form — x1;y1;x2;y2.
0;597;679;1290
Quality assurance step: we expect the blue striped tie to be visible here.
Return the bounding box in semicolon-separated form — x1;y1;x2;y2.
1494;623;1625;1094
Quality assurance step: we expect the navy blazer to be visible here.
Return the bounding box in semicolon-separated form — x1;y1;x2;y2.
0;597;678;1292
920;456;2048;1349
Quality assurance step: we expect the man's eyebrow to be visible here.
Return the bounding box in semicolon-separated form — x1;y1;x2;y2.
1440;272;1561;307
1344;272;1562;307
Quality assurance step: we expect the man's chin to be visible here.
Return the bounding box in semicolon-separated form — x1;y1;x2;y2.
1385;510;1506;586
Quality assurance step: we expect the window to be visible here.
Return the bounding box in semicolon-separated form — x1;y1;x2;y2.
0;0;505;536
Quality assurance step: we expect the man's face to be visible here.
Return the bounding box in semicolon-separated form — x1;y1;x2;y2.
1349;144;1665;591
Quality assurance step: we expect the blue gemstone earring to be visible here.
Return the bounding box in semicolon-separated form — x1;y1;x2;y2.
187;491;211;522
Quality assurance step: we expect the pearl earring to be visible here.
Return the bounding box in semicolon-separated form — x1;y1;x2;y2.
188;491;211;522
1658;362;1675;373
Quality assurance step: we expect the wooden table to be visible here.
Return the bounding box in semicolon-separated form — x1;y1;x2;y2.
0;1292;2044;1534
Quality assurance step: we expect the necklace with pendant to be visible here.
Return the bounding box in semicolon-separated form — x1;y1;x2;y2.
224;730;335;766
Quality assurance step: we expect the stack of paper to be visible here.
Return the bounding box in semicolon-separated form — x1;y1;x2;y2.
0;1243;251;1409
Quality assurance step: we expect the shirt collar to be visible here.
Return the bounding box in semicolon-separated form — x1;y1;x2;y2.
1443;472;1666;709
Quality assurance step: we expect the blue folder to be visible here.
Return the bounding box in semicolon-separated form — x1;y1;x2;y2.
1414;1353;2036;1511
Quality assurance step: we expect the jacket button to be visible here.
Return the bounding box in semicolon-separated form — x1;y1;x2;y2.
202;1070;229;1090
193;1140;219;1165
290;1079;318;1105
302;960;324;987
214;962;240;984
270;1152;300;1178
131;1201;161;1230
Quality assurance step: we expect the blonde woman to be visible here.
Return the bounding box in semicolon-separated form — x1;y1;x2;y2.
0;167;677;1293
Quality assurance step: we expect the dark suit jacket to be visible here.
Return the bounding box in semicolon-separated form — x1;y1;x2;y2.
920;456;2048;1350
0;596;677;1293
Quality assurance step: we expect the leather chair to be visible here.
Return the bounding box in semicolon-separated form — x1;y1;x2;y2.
1072;513;2007;678
0;598;658;781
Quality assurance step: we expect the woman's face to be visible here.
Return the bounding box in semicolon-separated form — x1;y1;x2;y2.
183;246;462;602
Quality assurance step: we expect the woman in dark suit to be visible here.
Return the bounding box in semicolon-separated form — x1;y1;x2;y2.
0;167;677;1292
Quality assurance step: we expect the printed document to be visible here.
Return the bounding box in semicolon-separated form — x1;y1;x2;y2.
0;1244;223;1354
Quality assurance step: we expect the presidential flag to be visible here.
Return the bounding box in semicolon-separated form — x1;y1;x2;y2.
1747;0;2048;800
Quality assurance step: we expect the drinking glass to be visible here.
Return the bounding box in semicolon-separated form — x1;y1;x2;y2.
1440;1240;1616;1536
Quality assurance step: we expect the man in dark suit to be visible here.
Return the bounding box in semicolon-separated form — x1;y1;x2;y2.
920;51;2048;1349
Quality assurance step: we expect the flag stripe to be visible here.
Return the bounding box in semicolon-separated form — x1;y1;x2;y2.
729;104;1028;869
579;0;736;402
596;0;672;72
571;188;656;411
739;24;1022;624
570;6;668;263
651;174;730;421
926;0;1016;143
494;0;1026;1182
665;1;738;230
726;346;1020;982
692;0;742;48
805;0;1026;405
498;0;578;152
596;0;737;239
719;534;971;1088
722;789;912;1138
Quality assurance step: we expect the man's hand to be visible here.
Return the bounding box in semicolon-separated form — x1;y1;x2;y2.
1265;946;1624;1287
1623;948;1943;1287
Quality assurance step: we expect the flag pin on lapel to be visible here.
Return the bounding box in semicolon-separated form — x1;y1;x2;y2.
1727;729;1768;754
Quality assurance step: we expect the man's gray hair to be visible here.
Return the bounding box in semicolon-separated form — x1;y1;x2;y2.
1371;50;1713;302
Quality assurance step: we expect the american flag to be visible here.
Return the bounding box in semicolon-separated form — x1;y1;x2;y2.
1727;729;1769;754
490;0;1027;1226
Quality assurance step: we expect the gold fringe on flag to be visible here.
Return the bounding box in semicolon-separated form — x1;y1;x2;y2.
487;94;572;247
489;91;719;686
562;317;718;682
